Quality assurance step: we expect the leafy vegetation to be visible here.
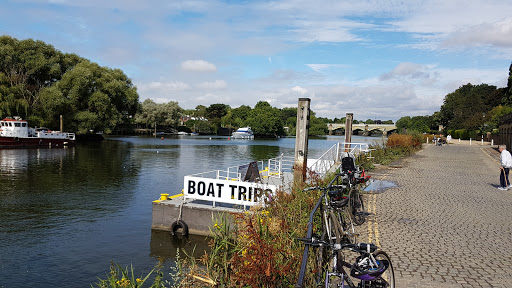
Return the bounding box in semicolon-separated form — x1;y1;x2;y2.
0;35;139;134
396;63;512;137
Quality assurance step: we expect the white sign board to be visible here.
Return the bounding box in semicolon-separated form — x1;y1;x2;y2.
184;176;278;206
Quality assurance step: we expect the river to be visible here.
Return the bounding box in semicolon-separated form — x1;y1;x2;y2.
0;135;384;287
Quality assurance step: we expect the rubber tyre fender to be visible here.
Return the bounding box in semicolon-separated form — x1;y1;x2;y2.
170;220;189;237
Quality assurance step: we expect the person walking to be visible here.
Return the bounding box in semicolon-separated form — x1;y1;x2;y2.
498;145;512;190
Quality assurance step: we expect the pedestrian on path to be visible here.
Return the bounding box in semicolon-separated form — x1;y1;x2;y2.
498;144;512;190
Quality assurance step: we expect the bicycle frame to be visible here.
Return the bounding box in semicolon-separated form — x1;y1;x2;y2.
296;171;374;287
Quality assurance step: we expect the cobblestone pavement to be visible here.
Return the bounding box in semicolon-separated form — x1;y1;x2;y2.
358;143;512;288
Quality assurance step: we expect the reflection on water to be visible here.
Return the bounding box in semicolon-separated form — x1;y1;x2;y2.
0;135;382;287
150;230;211;259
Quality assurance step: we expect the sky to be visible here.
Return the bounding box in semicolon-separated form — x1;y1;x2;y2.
1;0;512;121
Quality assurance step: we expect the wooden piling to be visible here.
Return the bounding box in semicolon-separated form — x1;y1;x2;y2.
344;113;353;152
294;98;311;185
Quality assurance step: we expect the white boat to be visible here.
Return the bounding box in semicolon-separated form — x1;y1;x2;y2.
232;127;254;139
0;117;76;148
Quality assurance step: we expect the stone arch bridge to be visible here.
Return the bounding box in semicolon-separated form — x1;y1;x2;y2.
328;123;397;136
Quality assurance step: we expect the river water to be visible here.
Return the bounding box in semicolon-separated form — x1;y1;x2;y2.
0;135;384;287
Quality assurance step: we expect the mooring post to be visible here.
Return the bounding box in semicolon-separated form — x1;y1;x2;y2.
344;113;353;152
294;98;311;185
60;115;63;132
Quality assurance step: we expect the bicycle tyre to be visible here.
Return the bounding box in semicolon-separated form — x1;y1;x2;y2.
370;251;395;288
314;222;329;285
334;207;357;244
327;211;345;273
349;188;366;225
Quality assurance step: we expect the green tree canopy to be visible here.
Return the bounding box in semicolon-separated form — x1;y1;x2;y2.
135;99;182;129
0;35;81;119
440;83;504;130
0;35;139;134
244;101;284;137
40;60;139;134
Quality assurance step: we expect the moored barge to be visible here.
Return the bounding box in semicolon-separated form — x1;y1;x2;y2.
0;117;75;148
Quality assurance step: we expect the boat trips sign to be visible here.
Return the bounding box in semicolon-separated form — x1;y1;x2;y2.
183;176;277;206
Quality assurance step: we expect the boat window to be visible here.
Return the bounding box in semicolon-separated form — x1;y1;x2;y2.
8;122;12;127
22;123;27;127
15;123;21;127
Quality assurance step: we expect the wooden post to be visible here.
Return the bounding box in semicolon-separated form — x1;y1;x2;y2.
294;98;311;185
60;115;63;132
344;113;353;152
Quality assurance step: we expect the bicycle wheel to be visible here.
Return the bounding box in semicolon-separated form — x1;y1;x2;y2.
326;210;345;273
349;188;366;225
338;208;357;244
314;223;329;285
370;251;395;288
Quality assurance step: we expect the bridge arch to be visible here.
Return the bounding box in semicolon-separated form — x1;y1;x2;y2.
328;123;397;136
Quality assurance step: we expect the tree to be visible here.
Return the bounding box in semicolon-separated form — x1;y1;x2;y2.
506;62;512;103
440;83;504;130
135;99;182;129
0;36;80;119
308;112;328;136
0;35;139;134
206;103;229;132
40;60;139;133
222;105;251;128
244;101;284;136
396;116;412;132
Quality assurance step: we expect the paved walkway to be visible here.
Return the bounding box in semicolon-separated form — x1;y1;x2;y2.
360;143;512;288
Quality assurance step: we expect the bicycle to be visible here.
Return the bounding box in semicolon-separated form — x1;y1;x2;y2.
332;169;369;226
304;184;358;283
296;237;395;288
338;152;371;226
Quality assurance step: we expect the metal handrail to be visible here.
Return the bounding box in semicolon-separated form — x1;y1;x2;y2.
308;142;370;177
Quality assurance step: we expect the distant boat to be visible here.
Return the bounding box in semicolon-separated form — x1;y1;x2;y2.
232;127;254;139
0;117;76;148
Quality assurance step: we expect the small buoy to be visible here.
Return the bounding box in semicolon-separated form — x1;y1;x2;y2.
170;220;189;237
209;137;212;140
161;137;164;140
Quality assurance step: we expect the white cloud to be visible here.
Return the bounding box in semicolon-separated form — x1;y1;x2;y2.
181;60;217;72
379;62;433;81
291;86;308;95
306;64;350;72
443;18;512;48
197;80;227;89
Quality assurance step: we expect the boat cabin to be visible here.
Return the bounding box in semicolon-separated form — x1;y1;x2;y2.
0;118;30;138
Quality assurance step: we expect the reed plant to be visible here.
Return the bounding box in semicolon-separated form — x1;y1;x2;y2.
92;260;164;288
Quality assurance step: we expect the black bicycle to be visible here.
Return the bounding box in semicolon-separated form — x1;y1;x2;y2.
304;184;358;283
333;170;368;226
297;237;395;288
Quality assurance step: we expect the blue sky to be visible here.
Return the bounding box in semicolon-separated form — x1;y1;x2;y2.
1;0;511;121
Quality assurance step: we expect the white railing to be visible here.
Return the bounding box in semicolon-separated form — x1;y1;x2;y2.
308;143;338;175
308;142;370;176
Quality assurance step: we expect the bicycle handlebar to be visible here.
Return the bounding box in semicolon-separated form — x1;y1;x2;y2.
297;237;378;254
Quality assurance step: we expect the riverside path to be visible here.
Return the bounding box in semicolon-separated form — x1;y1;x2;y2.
359;142;512;287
